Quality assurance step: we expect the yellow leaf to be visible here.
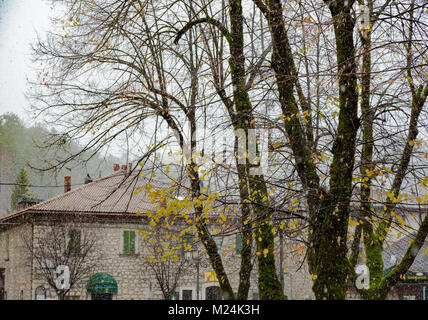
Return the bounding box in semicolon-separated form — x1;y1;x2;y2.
263;248;269;257
349;219;358;227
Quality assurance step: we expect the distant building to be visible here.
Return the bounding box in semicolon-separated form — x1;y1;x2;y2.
0;166;314;300
347;227;428;300
380;236;428;300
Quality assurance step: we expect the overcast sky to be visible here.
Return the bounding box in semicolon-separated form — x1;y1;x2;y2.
0;0;52;123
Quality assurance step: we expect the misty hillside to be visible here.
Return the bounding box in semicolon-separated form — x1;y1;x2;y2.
0;113;124;215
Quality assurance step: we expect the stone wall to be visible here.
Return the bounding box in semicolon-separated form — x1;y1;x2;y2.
0;215;316;300
0;223;32;300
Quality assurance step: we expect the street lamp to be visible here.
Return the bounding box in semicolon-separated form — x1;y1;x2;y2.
193;249;201;300
185;248;203;300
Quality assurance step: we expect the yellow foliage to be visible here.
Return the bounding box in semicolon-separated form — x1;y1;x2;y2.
349;219;358;227
263;249;269;258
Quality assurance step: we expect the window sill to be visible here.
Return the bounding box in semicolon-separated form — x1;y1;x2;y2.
119;253;139;257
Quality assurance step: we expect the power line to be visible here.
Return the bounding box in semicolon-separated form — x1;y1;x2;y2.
0;182;87;188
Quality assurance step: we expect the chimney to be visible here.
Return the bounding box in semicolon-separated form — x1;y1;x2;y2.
113;164;120;171
84;174;93;184
64;176;71;193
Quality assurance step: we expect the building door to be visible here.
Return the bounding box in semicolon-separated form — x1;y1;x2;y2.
181;289;193;300
0;268;5;300
205;286;222;300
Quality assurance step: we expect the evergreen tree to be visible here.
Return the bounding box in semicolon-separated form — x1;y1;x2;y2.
10;167;32;211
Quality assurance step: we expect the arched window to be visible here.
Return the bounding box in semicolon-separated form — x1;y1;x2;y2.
35;286;46;300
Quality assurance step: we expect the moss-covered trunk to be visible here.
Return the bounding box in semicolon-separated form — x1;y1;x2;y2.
353;1;428;299
308;1;359;299
255;0;359;299
357;0;386;294
228;0;284;300
234;139;254;300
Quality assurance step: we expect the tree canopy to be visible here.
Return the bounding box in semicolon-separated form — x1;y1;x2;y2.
27;0;428;300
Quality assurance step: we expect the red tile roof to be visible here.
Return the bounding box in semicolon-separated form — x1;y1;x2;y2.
0;171;188;221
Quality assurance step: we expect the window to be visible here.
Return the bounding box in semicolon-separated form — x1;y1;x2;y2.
181;289;193;300
67;229;81;254
235;233;242;255
35;286;46;300
182;232;194;258
123;230;136;254
4;234;9;261
205;286;222;300
183;233;193;246
215;237;223;253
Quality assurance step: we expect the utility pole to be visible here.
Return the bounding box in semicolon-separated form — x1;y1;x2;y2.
279;228;284;292
196;258;200;300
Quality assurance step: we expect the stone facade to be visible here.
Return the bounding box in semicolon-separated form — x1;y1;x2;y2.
0;170;316;300
0;213;315;300
0;223;34;300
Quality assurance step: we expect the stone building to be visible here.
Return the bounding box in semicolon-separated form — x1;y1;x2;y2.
0;167;315;300
346;234;428;300
346;202;428;300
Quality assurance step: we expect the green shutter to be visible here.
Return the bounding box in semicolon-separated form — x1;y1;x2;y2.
123;231;135;254
123;231;129;254
236;233;242;255
75;230;81;252
129;231;135;254
68;229;81;254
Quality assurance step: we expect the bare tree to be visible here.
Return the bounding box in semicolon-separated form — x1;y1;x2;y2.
29;0;428;300
140;221;193;300
22;223;101;300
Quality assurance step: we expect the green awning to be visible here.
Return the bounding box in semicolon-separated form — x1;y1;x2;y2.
87;273;118;294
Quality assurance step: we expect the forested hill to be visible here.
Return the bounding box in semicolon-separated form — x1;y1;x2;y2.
0;113;123;215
